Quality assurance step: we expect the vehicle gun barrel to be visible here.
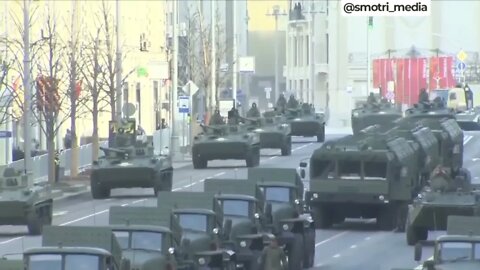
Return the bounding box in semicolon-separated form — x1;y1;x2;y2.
99;147;128;155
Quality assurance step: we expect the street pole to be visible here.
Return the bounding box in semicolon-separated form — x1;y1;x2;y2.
22;0;32;173
211;0;217;110
115;0;123;121
171;0;179;160
366;17;372;96
309;8;315;105
274;14;279;104
232;0;238;106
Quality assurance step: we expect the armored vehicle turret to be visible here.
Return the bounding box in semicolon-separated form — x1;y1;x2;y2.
412;215;480;270
23;225;130;270
351;99;402;135
300;133;422;231
247;168;316;268
284;104;326;142
242;112;292;155
0;166;52;235
192;122;260;169
405;166;478;245
156;191;237;269
455;108;480;130
108;206;181;270
90;114;173;199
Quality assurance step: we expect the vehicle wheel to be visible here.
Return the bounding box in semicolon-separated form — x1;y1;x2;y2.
316;125;325;142
288;234;304;270
457;167;472;190
377;206;395;231
303;228;316;268
154;169;173;195
27;210;42;235
90;178;110;199
312;206;332;229
192;156;207;169
281;137;292;156
396;204;408;232
246;147;260;167
43;204;53;226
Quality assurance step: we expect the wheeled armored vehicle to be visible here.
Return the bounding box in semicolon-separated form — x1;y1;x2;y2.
90;118;173;199
0;166;52;235
285;104;325;142
192;123;260;169
455;108;480;130
351;100;402;135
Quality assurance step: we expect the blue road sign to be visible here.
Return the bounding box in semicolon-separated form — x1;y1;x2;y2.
0;131;12;138
178;96;189;113
457;62;466;71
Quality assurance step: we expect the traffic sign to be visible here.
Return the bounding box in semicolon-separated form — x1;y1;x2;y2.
457;50;467;62
182;80;199;95
178;96;189;113
457;62;466;71
0;131;12;138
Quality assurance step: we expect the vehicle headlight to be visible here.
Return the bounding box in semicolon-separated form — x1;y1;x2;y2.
353;112;359;117
294;199;300;205
378;195;385;201
401;167;408;177
282;224;289;231
313;193;319;199
212;228;219;234
254;213;260;219
417;193;423;199
198;257;206;265
168;247;175;254
240;241;247;247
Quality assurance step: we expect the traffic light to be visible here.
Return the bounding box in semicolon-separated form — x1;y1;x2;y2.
368;17;373;29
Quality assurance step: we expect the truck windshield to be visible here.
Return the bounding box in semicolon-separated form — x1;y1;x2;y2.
264;187;290;202
439;242;472;262
222;199;249;217
28;254;100;270
178;214;208;232
131;231;163;252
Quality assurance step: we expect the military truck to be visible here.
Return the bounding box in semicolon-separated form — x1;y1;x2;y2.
247;168;316;268
192;123;260;169
299;133;422;231
412;215;480;270
284;104;326;142
455;108;480;130
351;100;402;135
360;119;441;188
90;117;173;199
405;169;478;245
23;225;130;270
156;191;237;269
0;259;23;270
241;112;292;156
0;166;52;235
108;206;182;270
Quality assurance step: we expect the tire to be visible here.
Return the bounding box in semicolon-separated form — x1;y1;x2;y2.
303;229;316;268
316;125;325;142
377;206;395;231
281;136;292;156
192;156;207;169
396;204;408;233
154;169;172;195
90;177;110;199
406;213;428;246
27;208;43;235
43;204;53;226
288;234;304;270
246;147;260;167
312;206;332;229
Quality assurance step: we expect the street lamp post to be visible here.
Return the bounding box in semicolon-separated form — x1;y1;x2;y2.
115;0;122;121
22;0;32;173
266;6;287;104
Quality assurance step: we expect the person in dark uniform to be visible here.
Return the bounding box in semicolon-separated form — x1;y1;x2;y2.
260;237;287;270
418;88;429;103
227;106;240;124
276;94;287;112
209;109;225;125
286;94;299;108
246;102;261;118
367;93;377;104
54;150;60;183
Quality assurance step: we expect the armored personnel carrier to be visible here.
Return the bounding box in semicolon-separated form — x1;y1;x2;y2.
455;107;480;130
285;103;326;142
242;112;292;155
247;168;316;268
351;100;402;135
90;115;173;199
402;215;480;270
23;225;130;270
405;167;478;245
300;133;422;231
0;166;52;235
108;206;182;270
192;122;260;169
156;191;237;269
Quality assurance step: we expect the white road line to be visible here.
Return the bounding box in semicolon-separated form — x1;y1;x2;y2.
0;143;311;246
464;135;473;145
315;231;349;247
415;256;433;269
350;245;357;249
52;211;68;217
332;254;341;258
364;237;371;240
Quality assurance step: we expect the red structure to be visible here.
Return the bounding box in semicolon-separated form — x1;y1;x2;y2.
36;75;60;113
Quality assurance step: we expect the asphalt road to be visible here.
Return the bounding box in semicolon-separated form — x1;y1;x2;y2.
0;131;478;270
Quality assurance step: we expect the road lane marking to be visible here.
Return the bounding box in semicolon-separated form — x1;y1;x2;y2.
53;211;68;217
364;237;371;240
464;135;473;145
0;143;313;246
332;254;340;258
350;245;357;249
415;255;433;269
315;231;349;247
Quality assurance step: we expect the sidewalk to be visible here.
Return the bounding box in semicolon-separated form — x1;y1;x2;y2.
51;158;192;202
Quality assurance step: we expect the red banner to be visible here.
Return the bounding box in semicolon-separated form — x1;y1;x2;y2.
429;56;455;89
391;57;428;105
372;58;395;96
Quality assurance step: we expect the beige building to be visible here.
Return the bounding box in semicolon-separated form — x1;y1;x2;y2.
1;0;169;149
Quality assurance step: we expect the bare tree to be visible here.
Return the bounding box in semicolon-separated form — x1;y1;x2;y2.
33;11;72;183
0;61;16;126
99;0;134;121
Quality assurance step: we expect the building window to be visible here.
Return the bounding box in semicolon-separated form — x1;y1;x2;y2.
136;83;141;125
153;81;160;129
326;33;329;64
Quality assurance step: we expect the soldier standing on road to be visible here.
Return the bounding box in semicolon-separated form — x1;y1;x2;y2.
260;237;287;270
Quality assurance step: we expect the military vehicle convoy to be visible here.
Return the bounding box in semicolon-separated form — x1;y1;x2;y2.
23;225;130;270
247;168;316;268
409;215;480;270
455;107;480;130
300;133;421;231
0;166;53;235
90;117;173;199
108;206;182;270
192;122;260;169
242;112;292;156
284;104;326;142
351;100;402;135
